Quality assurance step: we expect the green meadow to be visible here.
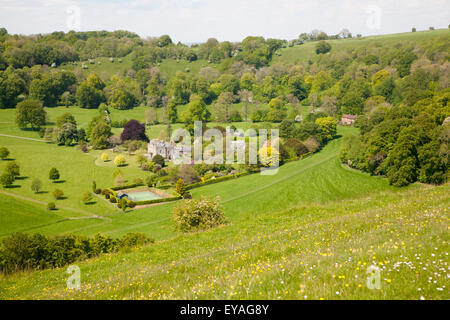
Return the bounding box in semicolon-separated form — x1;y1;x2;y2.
272;28;450;64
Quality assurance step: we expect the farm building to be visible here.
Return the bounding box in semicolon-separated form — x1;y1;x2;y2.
341;114;358;125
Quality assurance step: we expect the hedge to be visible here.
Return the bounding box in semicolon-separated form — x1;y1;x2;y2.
283;152;313;163
110;183;144;191
185;172;250;190
133;195;182;206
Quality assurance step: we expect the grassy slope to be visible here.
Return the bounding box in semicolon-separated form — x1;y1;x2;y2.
0;127;399;240
0;181;447;300
272;29;450;64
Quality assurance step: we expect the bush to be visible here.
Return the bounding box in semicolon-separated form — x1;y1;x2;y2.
47;202;56;211
315;41;331;54
175;178;186;195
49;168;60;181
114;154;127;167
5;161;20;178
152;154;165;167
172;196;226;233
81;192;93;204
31;178;43;193
110;197;117;203
95;188;102;194
0;147;9;160
303;136;320;153
183;192;192;199
119;233;153;249
52;189;64;200
101;152;109;161
0;173;15;187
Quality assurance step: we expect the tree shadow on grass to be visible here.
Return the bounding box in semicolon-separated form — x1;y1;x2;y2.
35;191;49;195
84;201;97;205
1;158;16;161
15;176;29;181
53;180;66;184
5;185;21;189
20;127;41;132
55;196;68;200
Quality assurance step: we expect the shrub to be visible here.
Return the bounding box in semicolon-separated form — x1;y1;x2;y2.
286;138;309;157
175;178;186;195
128;201;136;208
47;202;56;211
81;192;93;204
0;147;9;160
31;178;42;193
172;196;226;233
5;161;20;178
152;154;165;167
303;136;320;153
146;175;158;187
49;168;60;181
119;233;153;249
136;154;149;167
101;152;109;162
52;189;64;200
0;172;15;187
81;145;88;153
183;192;192;199
120;199;127;211
315;41;331;54
127;140;142;153
95;188;102;194
110;197;117;203
114;154;127;167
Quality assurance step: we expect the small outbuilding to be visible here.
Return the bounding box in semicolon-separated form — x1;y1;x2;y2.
341;114;359;126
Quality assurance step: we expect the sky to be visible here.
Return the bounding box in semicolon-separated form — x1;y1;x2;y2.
0;0;449;43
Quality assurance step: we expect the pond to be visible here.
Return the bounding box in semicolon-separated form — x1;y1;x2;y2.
126;190;162;202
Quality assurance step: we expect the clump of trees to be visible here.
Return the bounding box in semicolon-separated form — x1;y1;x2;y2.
340;89;449;187
0;161;20;187
0;232;154;274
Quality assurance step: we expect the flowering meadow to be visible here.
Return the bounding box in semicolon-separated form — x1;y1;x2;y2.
1;182;448;300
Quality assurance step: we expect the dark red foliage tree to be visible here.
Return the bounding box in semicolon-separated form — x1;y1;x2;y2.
120;119;149;142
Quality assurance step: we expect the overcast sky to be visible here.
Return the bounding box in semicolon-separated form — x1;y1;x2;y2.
0;0;449;43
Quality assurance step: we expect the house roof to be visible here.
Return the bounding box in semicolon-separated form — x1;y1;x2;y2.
342;114;359;120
